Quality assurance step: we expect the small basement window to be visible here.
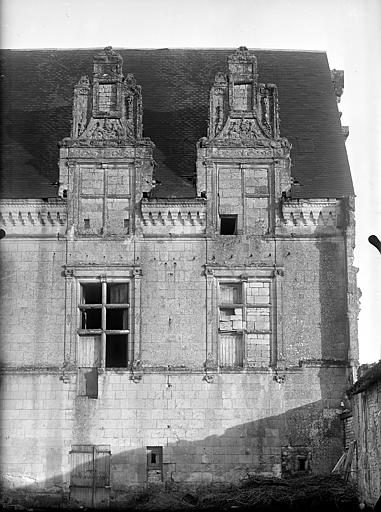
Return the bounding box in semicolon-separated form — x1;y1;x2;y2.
147;446;163;483
84;218;90;229
220;215;237;235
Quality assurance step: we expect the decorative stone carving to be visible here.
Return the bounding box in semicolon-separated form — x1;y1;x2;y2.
72;76;91;138
331;69;344;103
140;199;206;235
0;199;68;235
85;118;127;139
279;199;341;228
62;47;151;147
205;47;288;151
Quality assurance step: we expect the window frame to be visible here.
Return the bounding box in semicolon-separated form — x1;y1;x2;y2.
206;267;282;369
218;279;272;368
63;266;142;371
77;278;131;368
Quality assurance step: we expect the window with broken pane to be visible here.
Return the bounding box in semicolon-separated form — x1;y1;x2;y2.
78;282;130;368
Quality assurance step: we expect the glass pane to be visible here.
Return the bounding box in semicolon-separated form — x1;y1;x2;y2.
106;335;128;368
81;308;102;329
107;283;128;304
106;309;128;330
81;283;102;304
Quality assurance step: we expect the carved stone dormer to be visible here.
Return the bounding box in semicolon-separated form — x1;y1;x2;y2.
59;48;154;238
197;47;292;237
67;47;144;145
206;46;287;149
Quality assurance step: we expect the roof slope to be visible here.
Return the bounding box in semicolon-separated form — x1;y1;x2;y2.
347;360;381;396
0;48;353;199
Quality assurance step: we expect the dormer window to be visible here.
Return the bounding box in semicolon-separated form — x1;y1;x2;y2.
98;83;117;113
233;83;252;111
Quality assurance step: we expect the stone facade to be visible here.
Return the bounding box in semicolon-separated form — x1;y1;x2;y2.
0;47;359;508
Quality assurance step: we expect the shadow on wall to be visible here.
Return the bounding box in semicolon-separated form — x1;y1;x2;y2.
1;398;345;509
315;228;351;406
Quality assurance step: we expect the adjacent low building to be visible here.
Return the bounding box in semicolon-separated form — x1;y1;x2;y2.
345;361;381;508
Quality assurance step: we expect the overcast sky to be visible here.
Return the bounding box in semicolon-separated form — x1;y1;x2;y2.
1;0;380;364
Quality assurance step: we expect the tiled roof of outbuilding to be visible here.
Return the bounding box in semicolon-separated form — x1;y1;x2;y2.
0;48;353;199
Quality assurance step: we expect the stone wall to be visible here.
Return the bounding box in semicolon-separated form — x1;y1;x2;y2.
0;238;66;367
348;368;381;507
0;46;358;508
0;367;348;506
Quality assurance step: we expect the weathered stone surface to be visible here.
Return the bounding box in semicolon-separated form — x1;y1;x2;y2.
0;47;358;508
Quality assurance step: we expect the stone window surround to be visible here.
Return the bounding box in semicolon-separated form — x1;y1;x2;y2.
78;279;130;368
64;266;142;370
205;266;284;369
217;279;271;367
93;80;122;118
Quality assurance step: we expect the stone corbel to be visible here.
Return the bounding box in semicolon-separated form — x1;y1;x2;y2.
133;268;143;277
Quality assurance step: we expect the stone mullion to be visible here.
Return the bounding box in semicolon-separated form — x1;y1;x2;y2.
242;280;248;368
240;163;245;235
269;161;276;234
63;268;76;368
272;272;284;367
132;269;142;363
101;279;107;368
102;164;107;233
205;269;218;369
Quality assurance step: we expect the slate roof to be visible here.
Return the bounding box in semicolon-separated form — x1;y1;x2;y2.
0;48;354;199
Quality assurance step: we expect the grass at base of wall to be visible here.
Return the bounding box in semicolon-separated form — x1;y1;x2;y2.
117;474;359;512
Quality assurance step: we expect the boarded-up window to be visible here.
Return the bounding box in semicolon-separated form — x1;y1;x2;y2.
218;280;272;368
233;83;252;111
218;283;244;367
78;165;131;236
70;445;111;508
77;368;98;398
98;84;117;112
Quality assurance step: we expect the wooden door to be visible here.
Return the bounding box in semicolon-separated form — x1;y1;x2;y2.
70;445;110;508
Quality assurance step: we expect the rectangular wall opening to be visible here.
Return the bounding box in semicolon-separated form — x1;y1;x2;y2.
220;215;237;235
146;446;163;483
106;335;128;368
79;282;130;369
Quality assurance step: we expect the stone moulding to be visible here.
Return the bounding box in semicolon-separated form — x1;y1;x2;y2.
140;198;206;233
278;198;342;228
0;199;67;234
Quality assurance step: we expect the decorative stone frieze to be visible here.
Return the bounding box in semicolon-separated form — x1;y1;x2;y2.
140;198;206;236
277;198;343;231
0;199;67;235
